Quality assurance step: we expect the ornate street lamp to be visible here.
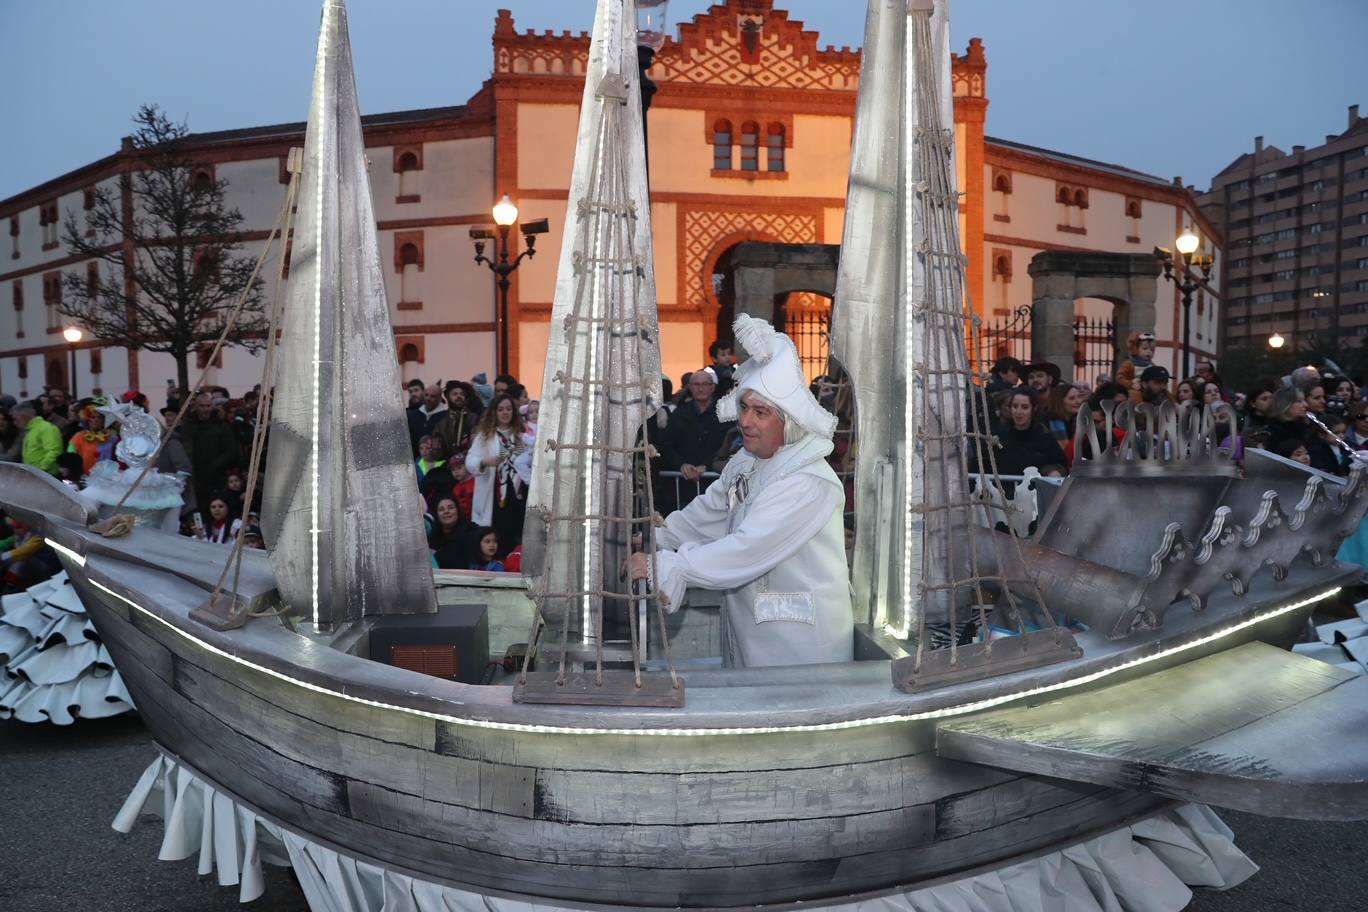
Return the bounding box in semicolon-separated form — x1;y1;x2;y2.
62;325;83;398
470;195;549;376
1155;227;1214;380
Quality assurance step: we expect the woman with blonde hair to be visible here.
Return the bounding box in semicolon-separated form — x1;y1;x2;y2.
464;394;532;557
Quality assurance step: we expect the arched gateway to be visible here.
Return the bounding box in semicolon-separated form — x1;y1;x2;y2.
1027;250;1161;377
727;241;840;379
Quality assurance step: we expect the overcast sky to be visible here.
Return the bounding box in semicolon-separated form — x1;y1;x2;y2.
2;0;1364;202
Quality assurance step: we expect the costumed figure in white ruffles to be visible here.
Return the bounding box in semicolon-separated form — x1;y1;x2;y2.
78;401;186;534
632;315;854;668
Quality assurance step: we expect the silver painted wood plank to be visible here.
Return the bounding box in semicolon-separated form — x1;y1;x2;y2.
171;656;536;817
937;641;1368;819
344;778;935;867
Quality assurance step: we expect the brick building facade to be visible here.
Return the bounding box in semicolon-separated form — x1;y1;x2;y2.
0;0;1219;400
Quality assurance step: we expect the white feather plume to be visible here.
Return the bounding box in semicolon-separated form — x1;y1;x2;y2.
733;314;778;363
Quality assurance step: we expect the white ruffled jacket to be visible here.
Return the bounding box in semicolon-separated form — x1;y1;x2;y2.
654;435;854;668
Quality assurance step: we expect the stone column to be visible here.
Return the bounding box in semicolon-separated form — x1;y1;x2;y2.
1027;258;1078;375
1115;260;1160;373
732;264;777;327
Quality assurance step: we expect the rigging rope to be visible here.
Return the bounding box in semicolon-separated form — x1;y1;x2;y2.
93;149;303;625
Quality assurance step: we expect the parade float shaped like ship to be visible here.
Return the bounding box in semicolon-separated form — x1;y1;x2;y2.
5;1;1368;910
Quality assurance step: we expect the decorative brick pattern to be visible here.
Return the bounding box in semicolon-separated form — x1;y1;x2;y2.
682;208;818;313
651;4;858;91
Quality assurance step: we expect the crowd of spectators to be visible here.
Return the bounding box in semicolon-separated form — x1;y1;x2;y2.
976;348;1365;482
2;330;1362;589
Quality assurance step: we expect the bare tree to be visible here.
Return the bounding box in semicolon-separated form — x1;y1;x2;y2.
61;104;268;393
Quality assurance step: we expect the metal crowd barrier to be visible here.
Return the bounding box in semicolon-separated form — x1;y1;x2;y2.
657;469;721;508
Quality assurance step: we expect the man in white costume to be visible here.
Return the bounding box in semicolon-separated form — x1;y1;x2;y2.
631;315;854;667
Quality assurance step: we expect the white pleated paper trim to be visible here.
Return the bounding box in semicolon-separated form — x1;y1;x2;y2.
114;753;1258;912
0;571;135;724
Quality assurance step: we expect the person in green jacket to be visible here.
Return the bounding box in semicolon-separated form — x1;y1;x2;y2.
13;402;62;476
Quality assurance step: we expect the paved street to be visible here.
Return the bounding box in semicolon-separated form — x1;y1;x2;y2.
2;712;1365;911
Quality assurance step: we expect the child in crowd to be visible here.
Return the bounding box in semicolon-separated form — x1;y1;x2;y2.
449;457;474;521
1114;331;1157;401
226;467;254;505
415;435;446;483
205;496;241;544
1275;439;1311;466
468;526;504;572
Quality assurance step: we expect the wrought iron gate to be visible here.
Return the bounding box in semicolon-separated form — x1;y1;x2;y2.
774;291;831;382
1072;315;1116;384
977;305;1115;384
978;304;1032;378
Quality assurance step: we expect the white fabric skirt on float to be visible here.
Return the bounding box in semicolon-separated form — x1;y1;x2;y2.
114;751;1259;912
0;571;134;725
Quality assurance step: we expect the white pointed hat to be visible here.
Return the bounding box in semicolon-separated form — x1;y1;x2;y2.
716;314;837;440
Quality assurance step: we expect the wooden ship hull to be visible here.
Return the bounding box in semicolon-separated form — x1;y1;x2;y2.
12;0;1368;908
11;496;1348;907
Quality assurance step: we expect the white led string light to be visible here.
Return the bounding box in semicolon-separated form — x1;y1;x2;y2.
897;5;916;642
308;9;330;628
47;539;87;567
83;573;1338;737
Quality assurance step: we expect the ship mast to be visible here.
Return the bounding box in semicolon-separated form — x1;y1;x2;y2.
261;0;437;630
832;0;1071;689
518;0;679;705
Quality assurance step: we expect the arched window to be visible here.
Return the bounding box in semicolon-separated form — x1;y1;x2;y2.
712;119;733;171
191;168;214;193
1056;187;1071;205
398;240;422;307
399;343;420;363
992;172;1011;193
992;254;1011;280
740;121;759;172
1073;189;1088;209
766;123;786;172
395;148;422;202
1125;200;1141;219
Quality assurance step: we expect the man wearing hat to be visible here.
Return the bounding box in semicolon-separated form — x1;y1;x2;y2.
1139;365;1173;405
1025;361;1061;395
630;315;854;668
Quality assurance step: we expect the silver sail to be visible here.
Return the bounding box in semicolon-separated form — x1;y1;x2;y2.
832;0;1051;668
832;0;957;636
261;0;436;628
522;0;662;644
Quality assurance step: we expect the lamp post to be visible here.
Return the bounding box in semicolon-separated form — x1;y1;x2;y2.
635;0;670;178
1268;330;1286;376
1155;228;1214;380
62;326;83;398
470;195;549;376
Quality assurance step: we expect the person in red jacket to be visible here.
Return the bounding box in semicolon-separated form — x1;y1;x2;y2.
449;457;475;526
